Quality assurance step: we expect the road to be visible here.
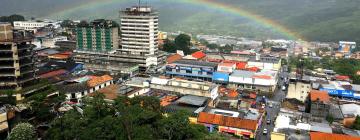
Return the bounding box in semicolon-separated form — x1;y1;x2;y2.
256;67;288;140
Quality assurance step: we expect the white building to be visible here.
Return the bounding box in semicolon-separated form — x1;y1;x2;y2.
229;70;278;93
120;6;158;56
13;20;60;33
286;82;311;102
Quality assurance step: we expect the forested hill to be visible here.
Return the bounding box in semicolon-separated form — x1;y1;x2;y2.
1;0;360;42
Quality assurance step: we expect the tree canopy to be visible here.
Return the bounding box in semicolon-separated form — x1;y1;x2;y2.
162;34;192;55
8;123;36;140
0;14;25;24
46;93;213;140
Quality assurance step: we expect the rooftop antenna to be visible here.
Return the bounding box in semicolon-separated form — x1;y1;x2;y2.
138;0;141;8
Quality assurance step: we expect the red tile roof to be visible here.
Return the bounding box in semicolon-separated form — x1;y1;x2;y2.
191;51;206;59
252;75;272;80
39;69;68;79
247;67;260;72
198;112;258;131
335;75;350;81
310;132;360;140
218;62;236;67
166;54;182;64
310;90;330;103
227;90;239;98
236;62;247;69
87;75;113;87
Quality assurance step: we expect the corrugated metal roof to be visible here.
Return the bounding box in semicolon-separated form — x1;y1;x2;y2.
173;59;217;67
231;70;255;78
176;95;208;106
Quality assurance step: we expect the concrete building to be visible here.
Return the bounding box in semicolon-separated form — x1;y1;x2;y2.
286;78;311;102
165;60;218;82
120;6;158;56
76;20;119;52
0;23;37;91
74;6;165;71
309;90;330;118
150;77;219;100
247;55;282;71
229;70;278;93
13;20;60;33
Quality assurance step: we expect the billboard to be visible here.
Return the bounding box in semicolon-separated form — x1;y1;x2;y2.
320;88;354;98
339;41;356;54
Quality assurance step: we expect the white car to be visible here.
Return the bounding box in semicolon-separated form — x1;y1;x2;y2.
282;86;286;91
263;129;268;135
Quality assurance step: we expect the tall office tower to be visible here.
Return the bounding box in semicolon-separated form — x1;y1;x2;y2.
76;20;119;52
120;6;158;55
0;23;36;91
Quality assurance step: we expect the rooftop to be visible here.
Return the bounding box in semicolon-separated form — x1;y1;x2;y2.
173;59;218;67
176;95;209;107
231;70;255;78
310;132;360;140
310;90;330;103
198;112;258;131
191;51;206;59
87;75;113;87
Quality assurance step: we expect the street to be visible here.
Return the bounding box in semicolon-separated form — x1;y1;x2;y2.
256;67;288;140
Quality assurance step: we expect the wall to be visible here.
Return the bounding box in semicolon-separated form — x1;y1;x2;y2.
286;82;311;102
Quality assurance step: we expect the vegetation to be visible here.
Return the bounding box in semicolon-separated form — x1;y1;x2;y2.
326;114;334;124
288;56;360;84
45;93;216;140
0;14;25;24
219;44;234;53
162;34;192;55
352;115;360;130
8;123;36;140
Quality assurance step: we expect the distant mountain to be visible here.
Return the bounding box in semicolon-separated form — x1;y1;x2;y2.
1;0;360;42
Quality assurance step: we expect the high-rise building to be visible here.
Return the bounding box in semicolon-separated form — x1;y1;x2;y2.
74;6;165;72
0;23;36;91
120;6;158;55
76;20;119;52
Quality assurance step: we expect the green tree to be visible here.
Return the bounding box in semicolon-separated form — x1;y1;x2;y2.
157;111;208;140
326;114;334;124
352;115;360;130
0;14;25;24
174;34;191;55
162;39;177;53
207;43;219;50
8;123;36;140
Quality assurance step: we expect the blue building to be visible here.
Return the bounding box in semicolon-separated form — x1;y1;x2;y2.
212;72;229;84
166;60;218;81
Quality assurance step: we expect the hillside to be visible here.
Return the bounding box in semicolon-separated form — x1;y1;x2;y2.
1;0;360;42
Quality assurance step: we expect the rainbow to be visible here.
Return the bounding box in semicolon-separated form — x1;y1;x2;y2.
46;0;304;40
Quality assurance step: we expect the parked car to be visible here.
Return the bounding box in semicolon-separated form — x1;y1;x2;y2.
282;86;286;91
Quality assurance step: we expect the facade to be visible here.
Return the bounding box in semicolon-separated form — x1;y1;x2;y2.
309;90;330;118
247;56;281;71
229;70;278;93
76;20;119;52
74;6;165;71
286;81;311;102
165;60;218;82
197;112;259;139
0;23;37;91
13;20;60;33
150;77;219;100
120;6;158;56
60;75;114;101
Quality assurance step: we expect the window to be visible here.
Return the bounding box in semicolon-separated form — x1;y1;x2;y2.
176;69;180;72
198;71;203;75
186;70;192;74
207;72;213;75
